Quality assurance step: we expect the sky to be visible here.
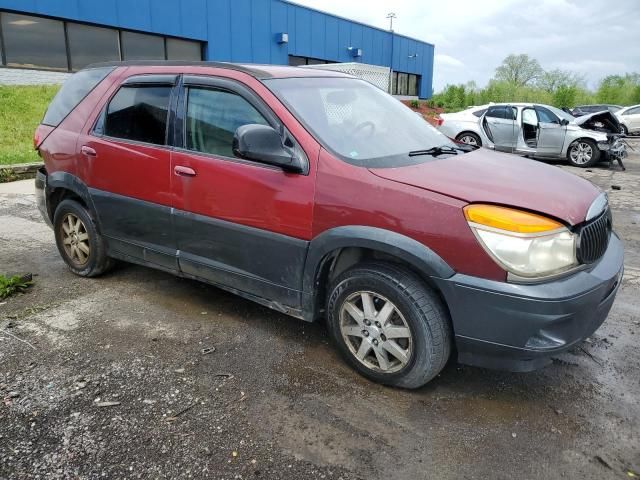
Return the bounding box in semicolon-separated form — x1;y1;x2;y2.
291;0;640;92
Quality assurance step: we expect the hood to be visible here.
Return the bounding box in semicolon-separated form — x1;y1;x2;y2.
575;110;622;134
369;148;600;226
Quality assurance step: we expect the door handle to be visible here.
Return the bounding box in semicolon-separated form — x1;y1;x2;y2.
174;165;197;177
81;145;97;157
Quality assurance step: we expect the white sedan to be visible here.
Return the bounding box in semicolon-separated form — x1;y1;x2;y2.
616;104;640;135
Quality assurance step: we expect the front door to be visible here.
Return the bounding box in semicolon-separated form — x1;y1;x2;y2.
481;105;518;152
535;106;566;156
81;74;179;271
170;76;317;309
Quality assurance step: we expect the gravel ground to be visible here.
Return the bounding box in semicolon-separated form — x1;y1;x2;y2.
1;142;639;479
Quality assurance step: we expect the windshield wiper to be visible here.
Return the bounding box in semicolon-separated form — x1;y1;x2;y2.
408;145;468;157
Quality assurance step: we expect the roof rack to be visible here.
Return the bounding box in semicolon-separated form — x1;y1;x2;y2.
83;60;275;79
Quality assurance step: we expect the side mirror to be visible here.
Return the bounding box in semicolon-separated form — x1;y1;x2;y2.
233;124;304;173
560;118;570;126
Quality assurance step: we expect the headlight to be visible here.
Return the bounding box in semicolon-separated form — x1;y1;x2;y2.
464;204;578;279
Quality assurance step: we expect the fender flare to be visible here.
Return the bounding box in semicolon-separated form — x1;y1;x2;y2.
301;226;455;320
46;172;101;229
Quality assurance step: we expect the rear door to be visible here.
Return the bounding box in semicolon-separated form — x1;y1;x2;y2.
481;105;517;152
535;106;566;156
170;75;316;309
81;74;179;271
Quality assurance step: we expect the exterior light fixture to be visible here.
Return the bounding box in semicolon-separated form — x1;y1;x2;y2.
276;32;289;44
348;47;362;58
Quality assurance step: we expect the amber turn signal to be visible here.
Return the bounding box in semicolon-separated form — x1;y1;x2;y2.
464;204;563;234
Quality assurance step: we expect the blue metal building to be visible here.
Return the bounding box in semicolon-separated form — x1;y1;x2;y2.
0;0;434;98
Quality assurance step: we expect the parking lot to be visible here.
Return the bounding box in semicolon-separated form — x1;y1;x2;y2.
1;142;639;479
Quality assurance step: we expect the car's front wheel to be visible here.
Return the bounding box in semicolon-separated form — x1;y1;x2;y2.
621;125;629;136
567;139;600;167
326;263;451;389
53;199;113;277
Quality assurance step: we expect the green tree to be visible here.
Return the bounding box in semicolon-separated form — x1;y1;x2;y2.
537;69;583;93
494;54;543;87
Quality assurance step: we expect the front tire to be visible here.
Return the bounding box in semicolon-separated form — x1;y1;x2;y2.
567;139;600;167
326;263;452;389
53;199;112;277
621;125;629;136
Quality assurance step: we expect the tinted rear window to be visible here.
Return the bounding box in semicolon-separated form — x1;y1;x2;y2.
42;67;114;126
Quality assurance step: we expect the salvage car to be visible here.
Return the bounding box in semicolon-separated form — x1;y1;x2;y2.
438;102;626;167
436;105;489;146
572;104;622;117
616;104;640;135
34;63;623;388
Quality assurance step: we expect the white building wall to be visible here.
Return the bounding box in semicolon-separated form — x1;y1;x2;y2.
0;68;70;85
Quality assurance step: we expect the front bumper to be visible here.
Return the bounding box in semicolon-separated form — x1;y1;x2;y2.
434;233;624;372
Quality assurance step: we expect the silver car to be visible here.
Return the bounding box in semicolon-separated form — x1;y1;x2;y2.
616;104;640;135
438;103;626;168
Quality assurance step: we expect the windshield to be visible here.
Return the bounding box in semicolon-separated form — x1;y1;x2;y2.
264;77;457;167
546;105;576;123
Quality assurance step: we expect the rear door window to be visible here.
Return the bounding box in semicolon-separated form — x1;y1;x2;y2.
185;87;269;158
42;67;114;126
486;106;517;120
104;86;172;145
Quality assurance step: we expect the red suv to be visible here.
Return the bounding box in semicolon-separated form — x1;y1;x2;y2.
35;62;624;388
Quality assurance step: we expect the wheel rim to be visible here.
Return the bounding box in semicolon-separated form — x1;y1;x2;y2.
458;134;478;146
339;291;413;374
570;142;593;165
60;213;90;266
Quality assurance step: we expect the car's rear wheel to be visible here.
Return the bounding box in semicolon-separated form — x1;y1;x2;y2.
53;199;113;277
456;132;481;147
326;262;451;389
567;139;600;167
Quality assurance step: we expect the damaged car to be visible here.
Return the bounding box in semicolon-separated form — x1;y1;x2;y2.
439;103;627;168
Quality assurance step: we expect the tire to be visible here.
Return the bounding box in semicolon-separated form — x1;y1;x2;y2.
455;131;482;147
567;138;600;167
621;125;628;136
326;262;452;389
53;199;113;277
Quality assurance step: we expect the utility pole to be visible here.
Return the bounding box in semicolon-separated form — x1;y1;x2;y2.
387;13;397;94
386;12;396;31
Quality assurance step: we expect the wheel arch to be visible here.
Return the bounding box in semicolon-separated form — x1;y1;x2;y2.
301;226;455;322
46;172;101;230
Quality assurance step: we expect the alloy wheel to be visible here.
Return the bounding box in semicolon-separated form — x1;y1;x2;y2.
570;142;593;165
339;291;413;374
458;134;478;146
60;213;90;266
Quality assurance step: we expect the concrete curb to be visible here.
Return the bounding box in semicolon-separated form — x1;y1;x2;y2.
0;162;43;183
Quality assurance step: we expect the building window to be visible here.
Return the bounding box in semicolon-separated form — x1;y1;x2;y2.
67;23;119;71
288;55;335;66
1;12;67;71
167;38;202;61
392;71;420;96
0;11;204;72
105;86;172;145
121;31;165;60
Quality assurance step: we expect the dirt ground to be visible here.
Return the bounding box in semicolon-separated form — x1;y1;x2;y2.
1;142;639;480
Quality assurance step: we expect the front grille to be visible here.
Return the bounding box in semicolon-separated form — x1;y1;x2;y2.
577;210;612;264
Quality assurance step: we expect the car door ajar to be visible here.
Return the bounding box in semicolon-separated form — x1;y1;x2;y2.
170;75;316;310
535;106;566;156
481;106;517;152
81;74;179;271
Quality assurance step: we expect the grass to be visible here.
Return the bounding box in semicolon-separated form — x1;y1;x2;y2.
0;274;32;300
0;85;59;166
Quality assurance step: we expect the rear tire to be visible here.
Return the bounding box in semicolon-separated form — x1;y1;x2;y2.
53;199;113;277
567;138;600;167
326;262;452;389
455;132;482;147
